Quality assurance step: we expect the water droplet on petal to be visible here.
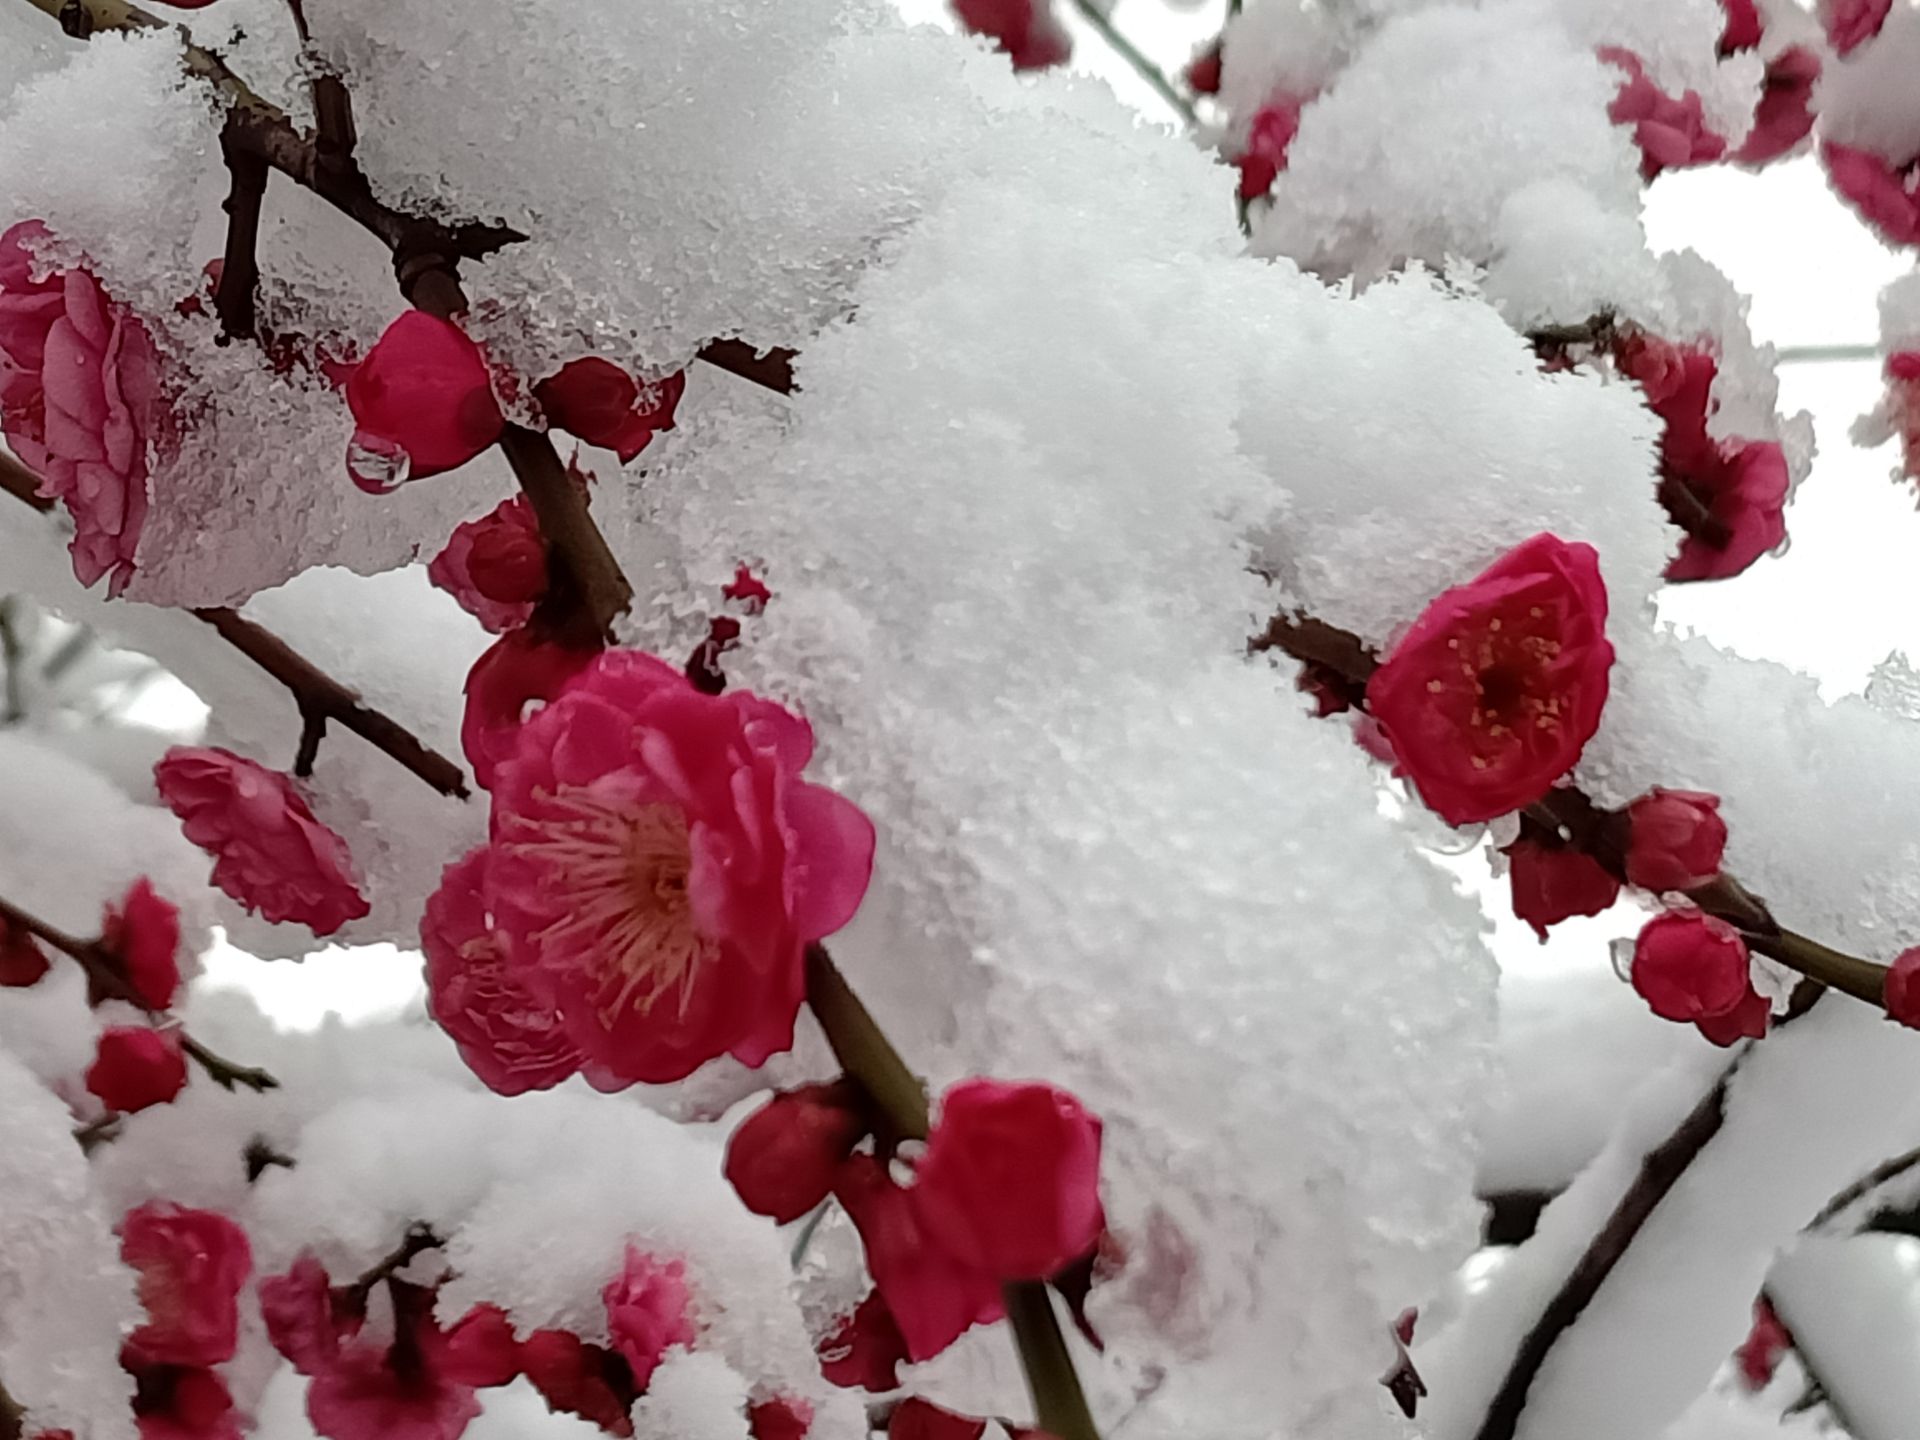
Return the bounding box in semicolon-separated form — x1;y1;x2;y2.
1610;935;1637;984
346;430;411;494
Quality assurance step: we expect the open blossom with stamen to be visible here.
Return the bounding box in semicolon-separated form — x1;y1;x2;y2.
421;847;586;1095
483;650;875;1084
1366;534;1614;825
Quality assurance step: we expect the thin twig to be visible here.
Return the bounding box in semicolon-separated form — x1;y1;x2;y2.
696;338;798;395
1808;1142;1920;1232
3;453;469;796
0;597;26;723
1063;0;1197;126
341;1223;444;1312
0;893;277;1092
191;608;470;798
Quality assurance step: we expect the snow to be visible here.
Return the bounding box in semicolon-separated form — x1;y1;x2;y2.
1421;1000;1920;1440
0;1044;139;1440
1769;1233;1920;1440
1253;3;1642;283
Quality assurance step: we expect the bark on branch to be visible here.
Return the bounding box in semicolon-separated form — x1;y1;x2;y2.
1;451;471;799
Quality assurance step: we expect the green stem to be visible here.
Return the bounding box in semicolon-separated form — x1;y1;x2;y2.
804;944;1100;1440
1003;1281;1102;1440
802;944;931;1139
1743;931;1887;1008
1063;0;1197;127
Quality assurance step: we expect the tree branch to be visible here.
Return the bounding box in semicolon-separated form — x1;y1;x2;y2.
215;113;268;343
1250;607;1897;1008
0;892;277;1093
1472;1070;1733;1440
192;608;469;797
0;1374;21;1440
805;944;1101;1440
3;451;470;796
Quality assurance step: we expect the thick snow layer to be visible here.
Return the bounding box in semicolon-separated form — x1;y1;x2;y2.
0;1045;139;1440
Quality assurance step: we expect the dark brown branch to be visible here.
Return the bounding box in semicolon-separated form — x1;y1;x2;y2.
191;608;469;798
215;114;268;343
244;1135;296;1181
0;1375;21;1440
1473;1071;1732;1440
292;699;326;778
498;426;633;643
6;452;470;797
0;893;277;1092
1810;1143;1920;1233
341;1223;444;1312
696;338;797;396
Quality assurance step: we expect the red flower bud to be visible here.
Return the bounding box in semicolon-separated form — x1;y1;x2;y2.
748;1397;813;1440
0;918;50;987
443;1304;522;1388
345;313;504;492
1630;910;1751;1023
87;1027;187;1112
1185;41;1223;95
1735;1297;1792;1390
816;1291;908;1392
1694;983;1769;1048
519;1330;635;1437
889;1399;986;1440
465;523;549;607
1625;789;1727;892
102;876;182;1011
1884;947;1920;1030
910;1079;1103;1281
1505;837;1620;939
725;1081;868;1223
534;359;684;464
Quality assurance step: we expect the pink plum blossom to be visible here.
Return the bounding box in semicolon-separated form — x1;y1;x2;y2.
120;1202;252;1370
345;312;503;492
1365;535;1614;825
483;649;875;1084
600;1247;696;1390
0;219;164;594
428;496;548;633
154;748;369;937
421;846;586;1095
